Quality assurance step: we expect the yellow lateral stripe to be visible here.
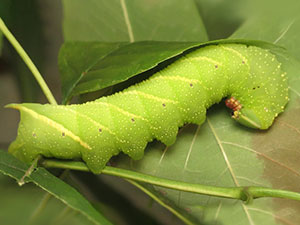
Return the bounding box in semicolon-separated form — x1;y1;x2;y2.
15;105;92;150
93;102;158;130
124;90;179;104
188;56;223;66
123;90;187;117
220;46;250;69
93;102;149;122
152;75;200;84
62;107;116;136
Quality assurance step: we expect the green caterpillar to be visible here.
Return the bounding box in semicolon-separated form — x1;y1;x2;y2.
7;44;289;173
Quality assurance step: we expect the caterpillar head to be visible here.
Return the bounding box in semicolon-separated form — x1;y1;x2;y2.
232;109;263;129
225;97;266;130
225;95;287;130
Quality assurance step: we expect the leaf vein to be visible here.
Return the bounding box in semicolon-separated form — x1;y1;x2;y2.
120;0;134;42
221;141;300;176
274;19;296;44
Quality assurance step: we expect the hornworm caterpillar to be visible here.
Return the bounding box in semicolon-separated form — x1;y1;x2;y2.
7;44;289;173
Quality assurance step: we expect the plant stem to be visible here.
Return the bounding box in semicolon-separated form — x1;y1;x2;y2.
41;159;300;202
0;17;57;105
126;179;196;225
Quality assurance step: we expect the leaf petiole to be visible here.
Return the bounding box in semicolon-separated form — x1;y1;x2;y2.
41;159;300;202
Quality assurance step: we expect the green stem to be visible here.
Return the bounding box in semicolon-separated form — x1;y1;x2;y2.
0;17;57;105
126;179;196;225
41;159;300;202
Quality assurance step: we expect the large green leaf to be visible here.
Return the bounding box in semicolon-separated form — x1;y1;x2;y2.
62;0;208;42
231;16;300;60
230;0;300;61
0;150;113;225
194;0;251;39
59;41;201;103
60;0;209;103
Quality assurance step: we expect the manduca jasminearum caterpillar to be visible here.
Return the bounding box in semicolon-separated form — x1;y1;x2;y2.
7;43;289;173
